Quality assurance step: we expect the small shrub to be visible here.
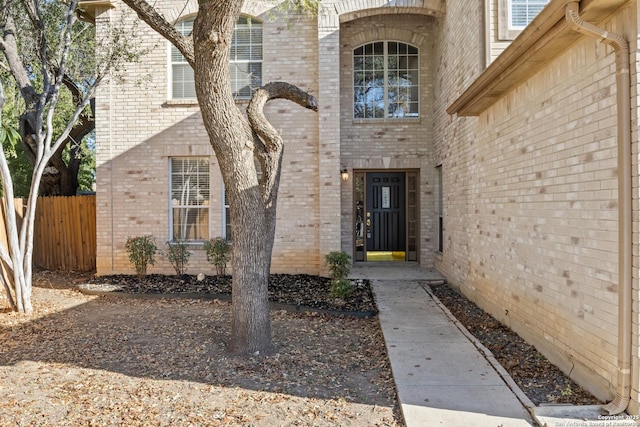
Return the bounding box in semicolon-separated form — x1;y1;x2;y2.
330;278;354;299
325;251;353;300
325;251;351;281
125;235;157;279
166;241;191;276
204;237;231;276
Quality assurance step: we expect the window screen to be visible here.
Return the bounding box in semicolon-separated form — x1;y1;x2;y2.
231;16;263;98
510;0;549;29
171;20;196;99
170;158;210;241
170;17;262;99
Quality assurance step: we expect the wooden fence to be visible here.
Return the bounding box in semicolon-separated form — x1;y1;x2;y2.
0;195;96;272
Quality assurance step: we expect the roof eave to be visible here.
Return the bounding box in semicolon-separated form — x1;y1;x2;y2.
77;0;116;24
447;0;629;116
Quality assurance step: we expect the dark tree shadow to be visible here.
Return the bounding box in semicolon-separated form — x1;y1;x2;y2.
0;292;395;407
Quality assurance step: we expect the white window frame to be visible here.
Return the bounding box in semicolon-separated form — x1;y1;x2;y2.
169;157;210;242
352;41;420;120
168;16;262;100
498;0;550;41
169;19;196;99
230;16;263;99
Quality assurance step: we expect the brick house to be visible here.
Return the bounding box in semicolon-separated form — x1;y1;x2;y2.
81;0;640;414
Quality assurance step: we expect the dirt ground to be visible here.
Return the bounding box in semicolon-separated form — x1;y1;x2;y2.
0;272;402;426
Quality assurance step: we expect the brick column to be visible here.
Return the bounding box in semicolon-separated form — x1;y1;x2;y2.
318;4;342;268
94;4;115;275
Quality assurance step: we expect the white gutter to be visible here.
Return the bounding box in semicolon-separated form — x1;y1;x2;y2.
565;1;632;415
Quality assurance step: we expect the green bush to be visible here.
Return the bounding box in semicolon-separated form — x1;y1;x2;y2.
325;251;351;281
204;237;231;276
166;241;191;276
125;235;157;279
325;251;353;300
330;278;354;299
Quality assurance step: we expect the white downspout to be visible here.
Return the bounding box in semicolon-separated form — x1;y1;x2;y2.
565;1;632;415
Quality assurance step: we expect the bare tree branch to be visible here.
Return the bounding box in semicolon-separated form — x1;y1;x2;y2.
247;81;317;207
120;0;194;65
0;5;37;103
247;81;317;152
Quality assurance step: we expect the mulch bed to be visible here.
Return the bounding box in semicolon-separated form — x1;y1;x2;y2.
84;274;377;315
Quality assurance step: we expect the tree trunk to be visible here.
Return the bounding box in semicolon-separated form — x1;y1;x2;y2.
39;153;79;196
122;0;317;356
40;79;95;196
229;194;273;354
193;0;273;354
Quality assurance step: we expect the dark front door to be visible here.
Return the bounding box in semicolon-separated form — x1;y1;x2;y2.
366;172;406;256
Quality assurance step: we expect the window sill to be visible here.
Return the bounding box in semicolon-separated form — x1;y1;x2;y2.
497;28;522;41
352;117;421;125
168;241;233;247
164;99;199;107
168;241;206;248
163;98;252;107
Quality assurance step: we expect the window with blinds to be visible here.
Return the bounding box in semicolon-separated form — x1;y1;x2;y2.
230;16;263;99
170;16;262;100
171;20;195;99
170;158;210;241
509;0;549;29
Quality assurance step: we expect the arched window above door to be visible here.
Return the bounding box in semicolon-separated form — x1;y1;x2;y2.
353;41;419;119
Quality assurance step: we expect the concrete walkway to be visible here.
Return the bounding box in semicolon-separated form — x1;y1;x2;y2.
351;263;535;427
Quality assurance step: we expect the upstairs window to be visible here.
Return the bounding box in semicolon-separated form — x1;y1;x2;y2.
509;0;549;30
170;158;209;241
230;16;263;99
170;16;263;100
499;0;550;40
172;19;195;99
353;41;419;119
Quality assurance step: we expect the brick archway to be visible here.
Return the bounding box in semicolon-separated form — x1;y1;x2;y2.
334;0;445;23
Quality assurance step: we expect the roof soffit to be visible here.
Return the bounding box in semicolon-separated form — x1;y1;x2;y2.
77;0;115;23
447;0;630;116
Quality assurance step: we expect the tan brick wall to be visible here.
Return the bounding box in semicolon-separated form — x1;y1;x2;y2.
95;2;320;276
317;2;343;273
434;0;639;404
